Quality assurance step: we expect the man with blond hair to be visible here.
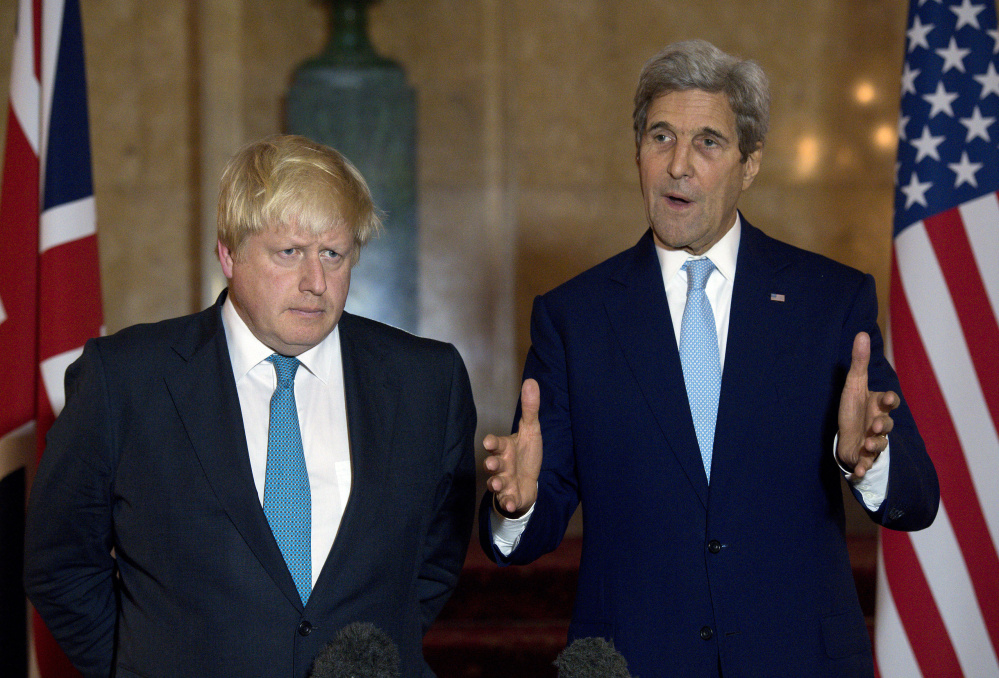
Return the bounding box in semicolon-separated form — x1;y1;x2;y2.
25;135;476;678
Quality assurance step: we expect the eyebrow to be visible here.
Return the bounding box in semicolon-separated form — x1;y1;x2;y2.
646;120;731;143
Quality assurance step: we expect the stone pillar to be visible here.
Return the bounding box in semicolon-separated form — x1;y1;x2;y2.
285;0;417;332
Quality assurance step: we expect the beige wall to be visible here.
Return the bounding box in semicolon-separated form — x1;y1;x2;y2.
1;0;907;534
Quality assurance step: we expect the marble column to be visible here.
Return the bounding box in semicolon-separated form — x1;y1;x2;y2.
285;0;418;332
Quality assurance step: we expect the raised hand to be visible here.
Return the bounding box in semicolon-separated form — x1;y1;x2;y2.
483;379;543;517
836;332;899;478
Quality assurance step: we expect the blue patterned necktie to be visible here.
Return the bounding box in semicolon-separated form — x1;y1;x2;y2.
264;354;311;605
679;259;721;483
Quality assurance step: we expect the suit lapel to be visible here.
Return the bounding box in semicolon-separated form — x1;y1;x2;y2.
309;312;400;605
710;219;792;498
164;294;303;609
603;231;709;508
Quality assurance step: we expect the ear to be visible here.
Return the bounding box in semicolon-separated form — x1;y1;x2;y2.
742;146;763;190
217;240;235;280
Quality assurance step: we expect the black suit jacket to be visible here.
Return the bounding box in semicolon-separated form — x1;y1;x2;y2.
25;293;476;678
481;221;939;677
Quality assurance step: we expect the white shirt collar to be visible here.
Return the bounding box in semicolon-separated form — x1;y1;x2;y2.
220;293;339;385
655;212;742;284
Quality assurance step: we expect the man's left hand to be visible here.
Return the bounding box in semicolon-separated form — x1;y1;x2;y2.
837;332;899;478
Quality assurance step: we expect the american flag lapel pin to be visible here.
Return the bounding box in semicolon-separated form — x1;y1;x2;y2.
770;293;785;302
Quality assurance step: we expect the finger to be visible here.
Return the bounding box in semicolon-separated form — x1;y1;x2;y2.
482;433;499;451
870;413;895;436
499;495;519;514
852;455;875;478
489;476;507;494
520;379;541;427
848;332;871;381
877;390;900;413
864;432;889;453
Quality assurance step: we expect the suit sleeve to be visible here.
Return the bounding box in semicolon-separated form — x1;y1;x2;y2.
24;339;118;678
844;274;939;531
478;293;581;566
416;345;477;633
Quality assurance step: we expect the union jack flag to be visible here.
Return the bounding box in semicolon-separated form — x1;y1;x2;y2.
0;0;102;675
877;0;999;675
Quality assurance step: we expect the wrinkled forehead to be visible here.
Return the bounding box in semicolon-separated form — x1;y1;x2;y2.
264;213;353;245
647;89;737;131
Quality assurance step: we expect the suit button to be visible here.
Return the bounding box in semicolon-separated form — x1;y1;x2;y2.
298;621;313;636
707;540;722;554
700;626;713;641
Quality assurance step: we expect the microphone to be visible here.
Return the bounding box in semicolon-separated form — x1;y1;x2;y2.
554;637;634;678
309;622;401;678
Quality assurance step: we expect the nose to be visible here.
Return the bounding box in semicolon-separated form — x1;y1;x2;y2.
667;142;692;180
299;253;327;295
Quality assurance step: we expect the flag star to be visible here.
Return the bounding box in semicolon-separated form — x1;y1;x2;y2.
901;62;921;94
923;81;959;117
973;62;999;98
950;0;985;30
919;0;943;3
960;105;995;141
989;28;999;54
907;15;934;52
948;151;983;187
901;172;933;208
911;125;946;161
936;37;971;72
898;114;911;141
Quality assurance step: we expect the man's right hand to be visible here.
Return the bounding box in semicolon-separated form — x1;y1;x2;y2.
483;378;543;517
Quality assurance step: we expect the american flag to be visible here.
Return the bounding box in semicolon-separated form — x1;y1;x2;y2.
876;0;999;675
0;0;102;675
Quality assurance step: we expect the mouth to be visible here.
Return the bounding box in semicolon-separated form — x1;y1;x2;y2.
664;192;693;206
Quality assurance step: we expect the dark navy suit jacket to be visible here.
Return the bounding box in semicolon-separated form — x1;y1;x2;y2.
26;293;476;678
480;220;938;678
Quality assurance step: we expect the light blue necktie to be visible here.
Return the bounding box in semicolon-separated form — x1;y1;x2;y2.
679;259;721;483
264;354;311;605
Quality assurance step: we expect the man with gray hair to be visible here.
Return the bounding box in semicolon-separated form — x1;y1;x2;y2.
480;40;938;677
25;135;476;678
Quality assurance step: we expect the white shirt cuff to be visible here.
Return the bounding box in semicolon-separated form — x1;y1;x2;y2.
490;500;535;557
834;433;890;511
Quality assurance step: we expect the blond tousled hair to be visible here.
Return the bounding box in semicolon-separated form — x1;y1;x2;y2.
217;134;381;264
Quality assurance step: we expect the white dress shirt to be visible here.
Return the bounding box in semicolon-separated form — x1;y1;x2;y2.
492;216;889;554
222;298;352;587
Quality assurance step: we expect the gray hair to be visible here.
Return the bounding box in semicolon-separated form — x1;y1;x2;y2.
633;39;770;161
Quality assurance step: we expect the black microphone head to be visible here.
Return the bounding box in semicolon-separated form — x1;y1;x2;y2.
554;637;633;678
309;622;401;678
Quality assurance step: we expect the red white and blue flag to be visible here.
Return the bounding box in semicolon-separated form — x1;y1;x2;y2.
0;0;102;675
877;0;999;675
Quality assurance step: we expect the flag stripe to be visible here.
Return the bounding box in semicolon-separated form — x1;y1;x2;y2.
959;193;999;321
923;204;999;432
11;0;40;156
874;536;923;678
40;196;95;253
0;112;40;437
913;503;999;676
37;236;102;361
881;528;962;676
